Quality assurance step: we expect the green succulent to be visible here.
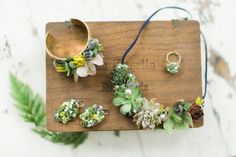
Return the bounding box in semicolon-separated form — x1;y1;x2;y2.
163;100;193;132
112;85;143;116
133;98;168;130
111;63;130;86
84;38;103;59
166;62;180;74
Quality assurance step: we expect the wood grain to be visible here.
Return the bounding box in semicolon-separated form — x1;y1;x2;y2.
46;21;203;132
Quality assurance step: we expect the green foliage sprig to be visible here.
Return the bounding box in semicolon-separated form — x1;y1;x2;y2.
163;101;193;132
9;73;88;148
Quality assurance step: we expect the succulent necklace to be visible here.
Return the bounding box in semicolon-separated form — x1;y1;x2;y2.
111;7;208;131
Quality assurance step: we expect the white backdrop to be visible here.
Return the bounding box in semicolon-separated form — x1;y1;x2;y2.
0;0;236;157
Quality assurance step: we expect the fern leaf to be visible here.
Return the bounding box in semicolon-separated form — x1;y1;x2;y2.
9;73;45;127
33;128;88;148
9;73;88;148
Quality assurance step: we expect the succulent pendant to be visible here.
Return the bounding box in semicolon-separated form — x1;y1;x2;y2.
166;62;180;74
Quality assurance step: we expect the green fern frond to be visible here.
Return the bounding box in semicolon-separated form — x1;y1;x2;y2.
9;73;88;147
33;128;88;148
9;73;45;127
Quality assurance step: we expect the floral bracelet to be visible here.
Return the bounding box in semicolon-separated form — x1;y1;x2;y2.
46;19;104;82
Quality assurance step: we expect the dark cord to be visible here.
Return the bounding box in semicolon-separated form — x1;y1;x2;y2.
120;6;208;99
201;32;208;99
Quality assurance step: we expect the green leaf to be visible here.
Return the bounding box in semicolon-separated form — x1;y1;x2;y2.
171;112;182;123
163;118;174;132
182;112;193;127
120;104;131;115
132;97;142;112
9;73;45;127
131;86;141;98
92;47;98;57
112;97;126;106
33;128;88;148
183;102;192;111
175;122;189;130
9;73;88;148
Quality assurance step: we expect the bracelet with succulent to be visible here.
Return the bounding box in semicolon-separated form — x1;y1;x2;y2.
53;38;104;81
111;63;204;131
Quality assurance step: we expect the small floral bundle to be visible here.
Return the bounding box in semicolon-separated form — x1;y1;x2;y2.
111;63;143;116
111;63;205;131
54;99;82;124
133;98;168;129
53;38;104;81
79;104;105;128
189;97;204;120
163;100;194;131
166;62;180;74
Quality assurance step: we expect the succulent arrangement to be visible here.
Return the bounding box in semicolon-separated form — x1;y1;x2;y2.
53;38;104;81
111;63;205;131
54;99;82;124
133;98;168;129
111;63;130;86
79;104;105;128
54;99;106;128
163;100;193;131
166;62;180;74
112;63;143;116
189;97;204;120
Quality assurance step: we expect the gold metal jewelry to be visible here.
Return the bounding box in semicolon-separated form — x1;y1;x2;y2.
46;19;90;60
166;51;181;74
45;19;104;81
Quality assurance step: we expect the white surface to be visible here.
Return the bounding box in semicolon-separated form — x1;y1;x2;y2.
0;0;236;157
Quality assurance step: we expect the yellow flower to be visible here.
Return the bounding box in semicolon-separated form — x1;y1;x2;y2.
195;97;204;106
60;111;65;117
159;104;165;112
55;66;66;72
73;54;85;67
91;114;97;120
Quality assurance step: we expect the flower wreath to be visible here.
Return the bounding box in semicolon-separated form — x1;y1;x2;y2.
53;38;104;81
111;63;204;131
111;7;208;132
46;19;104;82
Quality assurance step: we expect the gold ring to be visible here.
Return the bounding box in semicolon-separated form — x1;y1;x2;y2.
166;51;181;74
166;51;181;64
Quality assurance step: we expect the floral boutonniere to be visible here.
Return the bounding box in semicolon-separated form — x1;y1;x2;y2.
53;38;104;81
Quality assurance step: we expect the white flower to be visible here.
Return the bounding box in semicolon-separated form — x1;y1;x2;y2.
76;64;89;77
75;54;104;78
90;54;104;66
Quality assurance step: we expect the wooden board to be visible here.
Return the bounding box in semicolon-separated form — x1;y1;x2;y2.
46;21;203;132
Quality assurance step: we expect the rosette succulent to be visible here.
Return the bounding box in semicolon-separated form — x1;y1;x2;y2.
79;104;105;128
54;99;81;124
163;100;193;132
189;97;204;120
111;63;130;86
166;62;180;74
133;98;168;129
112;85;143;116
